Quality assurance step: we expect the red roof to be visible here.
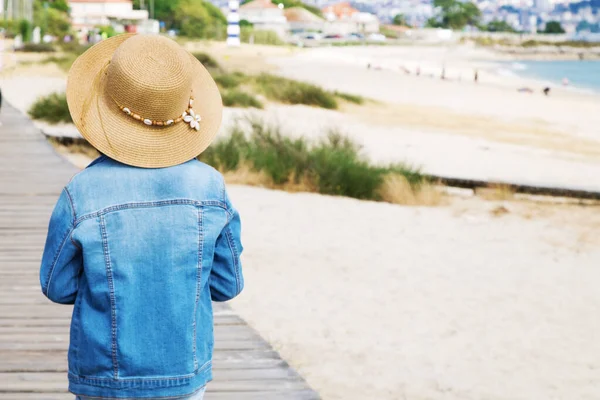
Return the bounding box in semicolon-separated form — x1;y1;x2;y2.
240;0;278;10
322;2;358;18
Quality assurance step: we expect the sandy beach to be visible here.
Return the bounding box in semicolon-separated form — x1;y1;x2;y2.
4;43;600;191
228;185;600;400
2;41;600;400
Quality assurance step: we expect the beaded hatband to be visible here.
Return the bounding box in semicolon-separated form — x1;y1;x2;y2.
118;97;201;131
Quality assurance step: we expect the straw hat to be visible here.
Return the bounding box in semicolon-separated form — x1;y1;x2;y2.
67;34;223;168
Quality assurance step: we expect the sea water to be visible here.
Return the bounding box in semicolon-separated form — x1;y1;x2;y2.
506;60;600;92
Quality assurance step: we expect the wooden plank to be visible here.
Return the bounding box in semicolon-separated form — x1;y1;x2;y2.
0;103;319;399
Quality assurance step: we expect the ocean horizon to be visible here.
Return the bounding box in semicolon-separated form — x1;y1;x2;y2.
503;60;600;93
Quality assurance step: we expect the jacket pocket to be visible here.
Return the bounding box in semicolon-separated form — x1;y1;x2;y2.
101;203;201;378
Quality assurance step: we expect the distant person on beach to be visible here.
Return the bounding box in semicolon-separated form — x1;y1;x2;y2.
39;34;243;400
562;78;569;86
474;70;479;83
543;87;551;96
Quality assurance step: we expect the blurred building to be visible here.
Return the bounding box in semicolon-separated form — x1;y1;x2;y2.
239;0;289;38
322;2;380;34
68;0;149;31
284;7;325;34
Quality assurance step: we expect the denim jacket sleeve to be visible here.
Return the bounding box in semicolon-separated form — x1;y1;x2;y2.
210;189;244;302
40;188;82;304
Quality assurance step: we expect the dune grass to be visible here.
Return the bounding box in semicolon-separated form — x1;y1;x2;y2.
28;92;72;124
240;27;285;46
253;73;338;109
39;47;367;111
44;117;436;205
17;43;55;52
41;54;79;72
222;89;263;108
193;52;222;71
214;72;248;89
200;118;428;203
333;91;365;105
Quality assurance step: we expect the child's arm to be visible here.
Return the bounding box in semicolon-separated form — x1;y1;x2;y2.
39;188;82;305
210;190;244;302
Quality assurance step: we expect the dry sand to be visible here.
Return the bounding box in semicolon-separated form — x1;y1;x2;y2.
2;43;600;400
228;185;600;400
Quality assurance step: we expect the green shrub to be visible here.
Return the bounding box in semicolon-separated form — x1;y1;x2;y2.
200;119;424;201
309;132;385;199
201;128;248;171
240;27;284;46
58;42;92;55
245;119;310;185
96;25;118;38
214;72;247;89
0;19;19;38
193;52;223;73
222;89;263;108
46;7;72;38
42;54;78;72
254;74;338;109
334;91;365;105
28;92;72;124
17;43;55;53
18;19;32;42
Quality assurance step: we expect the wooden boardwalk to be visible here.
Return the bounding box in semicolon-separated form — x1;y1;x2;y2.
0;103;318;400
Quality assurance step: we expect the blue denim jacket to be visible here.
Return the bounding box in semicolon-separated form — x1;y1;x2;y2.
40;155;244;398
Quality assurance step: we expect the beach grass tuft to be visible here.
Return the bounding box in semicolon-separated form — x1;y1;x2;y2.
334;91;365;105
44;118;433;205
240;27;285;46
17;43;55;53
214;72;247;89
41;54;79;72
199;118;429;203
28;92;72;124
39;47;366;111
192;52;222;71
253;73;338;109
221;89;264;108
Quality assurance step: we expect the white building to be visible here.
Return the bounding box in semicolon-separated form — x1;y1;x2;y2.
238;0;289;38
69;0;148;31
322;2;380;34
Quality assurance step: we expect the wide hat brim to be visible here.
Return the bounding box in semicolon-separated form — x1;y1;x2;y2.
67;34;223;169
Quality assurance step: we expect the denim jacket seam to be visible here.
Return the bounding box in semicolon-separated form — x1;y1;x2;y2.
64;187;83;251
224;226;242;295
225;208;234;223
69;360;211;382
100;215;120;379
74;200;227;226
192;207;204;370
43;225;74;297
64;187;78;220
72;290;83;375
221;180;235;223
